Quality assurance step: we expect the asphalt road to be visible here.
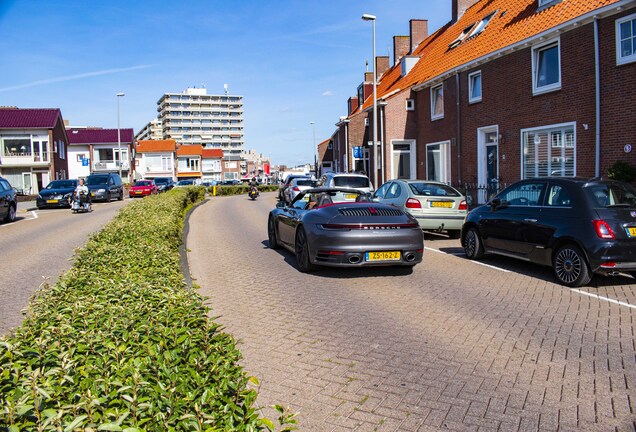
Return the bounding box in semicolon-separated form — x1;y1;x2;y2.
187;191;636;431
0;199;128;336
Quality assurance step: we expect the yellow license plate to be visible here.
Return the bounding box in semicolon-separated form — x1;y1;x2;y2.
627;227;636;237
46;199;58;203
365;251;401;261
431;201;452;208
345;194;357;200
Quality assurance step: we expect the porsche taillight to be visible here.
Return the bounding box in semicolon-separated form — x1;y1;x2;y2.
406;198;422;209
593;220;615;239
293;186;300;191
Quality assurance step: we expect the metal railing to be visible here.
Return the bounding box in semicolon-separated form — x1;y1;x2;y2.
453;182;508;208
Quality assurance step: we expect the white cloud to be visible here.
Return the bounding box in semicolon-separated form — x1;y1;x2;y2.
0;65;155;92
322;90;334;97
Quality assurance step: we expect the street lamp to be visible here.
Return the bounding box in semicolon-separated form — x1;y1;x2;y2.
116;92;125;179
362;13;378;188
310;121;317;178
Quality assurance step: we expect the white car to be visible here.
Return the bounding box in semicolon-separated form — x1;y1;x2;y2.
284;178;318;203
318;172;374;194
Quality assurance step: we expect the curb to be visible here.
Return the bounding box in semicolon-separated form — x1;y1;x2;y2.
180;197;210;289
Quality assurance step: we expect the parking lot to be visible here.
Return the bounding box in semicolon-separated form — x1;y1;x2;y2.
186;192;636;431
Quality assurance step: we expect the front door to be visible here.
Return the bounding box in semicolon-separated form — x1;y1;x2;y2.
391;140;416;180
22;172;32;195
485;139;498;200
477;127;499;204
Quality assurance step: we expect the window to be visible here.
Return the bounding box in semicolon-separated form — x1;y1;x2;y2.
522;124;575;179
468;71;482;103
426;142;451;183
616;13;636;65
449;23;476;49
546;184;571;207
532;39;561;94
538;0;562;9
430;84;444;120
467;11;497;39
406;99;415;111
76;153;86;162
499;182;546;206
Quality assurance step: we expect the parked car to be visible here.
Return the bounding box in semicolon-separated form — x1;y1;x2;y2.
318;172;374;194
0;176;17;223
36;179;78;209
283;178;318;203
268;187;424;272
201;180;217;187
220;179;241;186
129;179;158;198
154;177;175;192
86;173;124;202
174;179;196;187
461;177;636;287
373;180;467;238
279;174;311;201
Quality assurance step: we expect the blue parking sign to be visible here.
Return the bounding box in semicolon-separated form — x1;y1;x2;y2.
81;158;89;166
353;146;363;159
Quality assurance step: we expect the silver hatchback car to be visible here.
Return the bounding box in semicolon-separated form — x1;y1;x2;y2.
373;180;467;238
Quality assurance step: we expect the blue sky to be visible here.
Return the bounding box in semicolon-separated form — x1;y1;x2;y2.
0;0;450;166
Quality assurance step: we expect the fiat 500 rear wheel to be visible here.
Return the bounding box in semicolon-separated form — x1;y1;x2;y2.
552;243;591;287
295;227;316;272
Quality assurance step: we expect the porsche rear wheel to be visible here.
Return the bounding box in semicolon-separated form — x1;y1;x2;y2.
268;216;280;249
295;227;316;272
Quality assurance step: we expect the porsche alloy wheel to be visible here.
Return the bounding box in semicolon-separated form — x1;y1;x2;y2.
268;217;280;250
295;227;316;273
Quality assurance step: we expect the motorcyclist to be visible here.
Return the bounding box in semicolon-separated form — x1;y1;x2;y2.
248;176;259;199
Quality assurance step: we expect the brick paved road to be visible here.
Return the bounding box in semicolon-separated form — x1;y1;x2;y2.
187;192;636;431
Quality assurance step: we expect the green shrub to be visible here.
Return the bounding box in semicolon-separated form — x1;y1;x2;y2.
0;187;292;430
607;160;636;183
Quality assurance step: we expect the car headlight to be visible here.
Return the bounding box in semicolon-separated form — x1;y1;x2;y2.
98;188;106;193
63;193;72;199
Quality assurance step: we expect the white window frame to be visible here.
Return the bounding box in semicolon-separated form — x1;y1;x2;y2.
520;122;576;179
406;99;415;111
390;139;417;180
467;11;497;39
425;140;452;183
468;70;482;103
430;84;444;121
616;13;636;65
532;38;561;95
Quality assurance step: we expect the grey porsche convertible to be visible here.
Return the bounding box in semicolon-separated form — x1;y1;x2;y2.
267;187;424;272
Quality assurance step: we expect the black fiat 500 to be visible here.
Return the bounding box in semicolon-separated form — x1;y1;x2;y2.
461;177;636;287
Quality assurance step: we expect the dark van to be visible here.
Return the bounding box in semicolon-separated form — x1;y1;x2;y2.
86;173;124;202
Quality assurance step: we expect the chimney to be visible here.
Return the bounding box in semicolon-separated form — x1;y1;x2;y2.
376;56;390;77
364;71;374;83
393;35;410;65
348;96;359;115
453;0;479;23
410;19;428;54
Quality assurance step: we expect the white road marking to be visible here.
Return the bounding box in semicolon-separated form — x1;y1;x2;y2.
29;211;38;220
425;246;510;272
570;288;636;310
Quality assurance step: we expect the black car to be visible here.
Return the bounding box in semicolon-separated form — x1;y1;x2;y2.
461;177;636;287
154;177;175;192
0;176;17;223
36;179;78;208
86;173;124;201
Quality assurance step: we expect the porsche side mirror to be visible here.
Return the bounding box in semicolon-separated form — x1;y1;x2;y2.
276;201;286;209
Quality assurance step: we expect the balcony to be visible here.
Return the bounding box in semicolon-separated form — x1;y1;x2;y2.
0;152;50;166
93;160;130;171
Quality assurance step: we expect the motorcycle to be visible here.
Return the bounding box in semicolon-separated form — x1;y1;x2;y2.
71;190;92;213
248;186;259;200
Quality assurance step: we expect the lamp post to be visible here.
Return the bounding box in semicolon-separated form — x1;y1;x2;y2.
310;121;317;178
116;93;125;179
362;13;378;188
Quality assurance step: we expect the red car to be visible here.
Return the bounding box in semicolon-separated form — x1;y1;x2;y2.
129;179;158;198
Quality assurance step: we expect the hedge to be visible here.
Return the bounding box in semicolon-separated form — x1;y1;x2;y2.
210;185;278;197
0;187;295;431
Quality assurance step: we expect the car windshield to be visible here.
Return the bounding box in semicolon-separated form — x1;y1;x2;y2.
86;176;108;185
296;180;316;187
409;182;461;197
46;180;76;189
585;183;636;208
178;180;193;185
154;178;169;184
332;176;369;188
135;181;152;186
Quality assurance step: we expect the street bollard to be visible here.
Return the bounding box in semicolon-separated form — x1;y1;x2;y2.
213;186;216;196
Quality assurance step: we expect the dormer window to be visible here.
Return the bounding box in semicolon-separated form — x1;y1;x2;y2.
449;23;475;49
538;0;561;10
467;11;497;39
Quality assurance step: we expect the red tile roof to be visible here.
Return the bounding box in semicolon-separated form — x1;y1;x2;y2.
361;0;621;111
67;128;134;145
0;108;62;129
202;149;223;158
176;144;203;156
136;139;176;153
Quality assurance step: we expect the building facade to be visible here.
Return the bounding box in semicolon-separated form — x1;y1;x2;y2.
134;139;176;180
202;148;223;181
0;108;69;194
135;119;163;141
156;88;244;158
66;128;134;181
